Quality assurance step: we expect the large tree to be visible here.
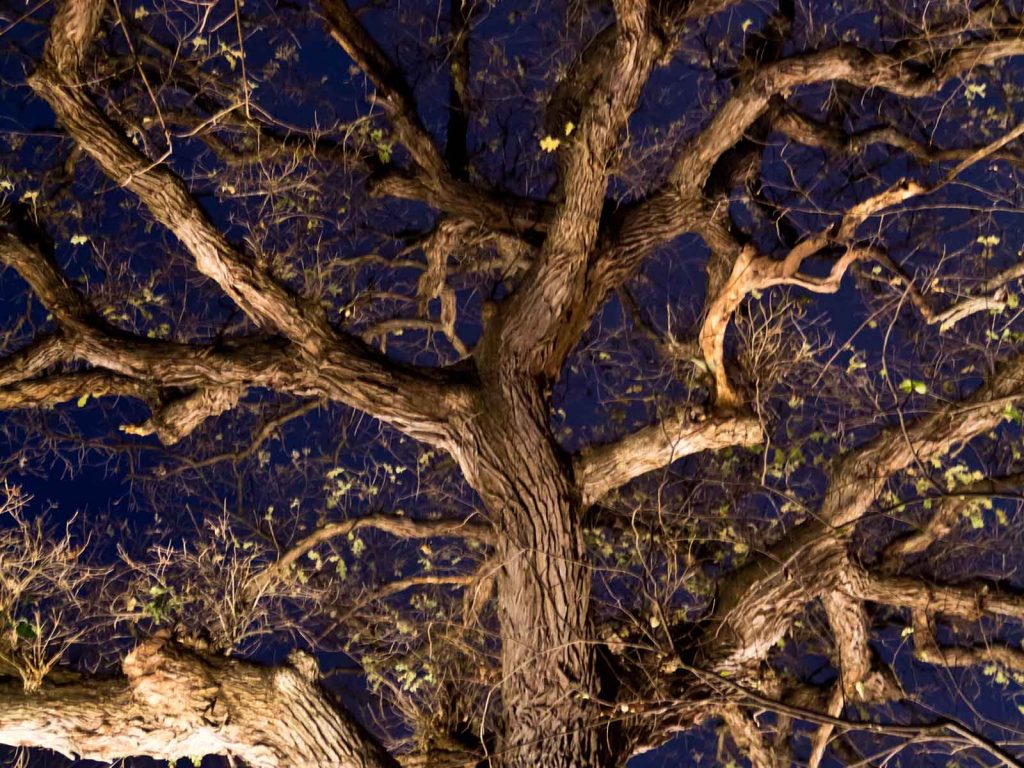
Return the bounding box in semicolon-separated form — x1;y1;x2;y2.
2;0;1024;765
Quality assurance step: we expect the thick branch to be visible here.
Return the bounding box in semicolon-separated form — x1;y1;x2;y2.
697;180;923;405
703;349;1024;680
549;33;1024;375
858;574;1024;625
28;0;465;448
0;636;400;768
30;6;333;353
0;370;151;410
574;409;762;506
483;0;660;377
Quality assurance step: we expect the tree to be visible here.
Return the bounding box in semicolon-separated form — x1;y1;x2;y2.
1;0;1024;765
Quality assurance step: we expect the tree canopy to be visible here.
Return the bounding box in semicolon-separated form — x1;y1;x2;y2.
2;0;1024;766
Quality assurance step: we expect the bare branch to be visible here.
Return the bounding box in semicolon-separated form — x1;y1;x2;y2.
549;33;1024;374
719;704;780;768
319;0;445;179
30;3;333;353
252;513;494;591
0;371;151;411
883;472;1024;564
911;608;1024;672
26;0;468;449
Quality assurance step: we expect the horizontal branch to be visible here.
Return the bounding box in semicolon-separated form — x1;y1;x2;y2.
859;574;1024;625
911;608;1024;672
0;636;399;768
774;107;1024;169
0;371;151;411
574;409;762;506
121;385;248;445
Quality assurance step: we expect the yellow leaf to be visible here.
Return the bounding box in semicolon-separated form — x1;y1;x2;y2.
540;135;561;153
564;121;575;136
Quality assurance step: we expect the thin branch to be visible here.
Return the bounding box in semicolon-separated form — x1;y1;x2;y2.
251;513;494;591
672;662;1023;768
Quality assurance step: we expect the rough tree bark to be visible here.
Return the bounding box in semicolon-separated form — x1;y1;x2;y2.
0;636;400;768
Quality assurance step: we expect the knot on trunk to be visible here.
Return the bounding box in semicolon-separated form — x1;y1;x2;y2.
123;635;227;727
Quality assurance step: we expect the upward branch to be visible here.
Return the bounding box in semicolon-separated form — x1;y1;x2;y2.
482;0;660;378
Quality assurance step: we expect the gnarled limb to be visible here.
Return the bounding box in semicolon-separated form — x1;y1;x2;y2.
0;335;73;388
696;179;925;405
858;574;1024;625
0;371;151;411
121;386;248;445
709;347;1024;665
548;32;1024;383
0;635;400;768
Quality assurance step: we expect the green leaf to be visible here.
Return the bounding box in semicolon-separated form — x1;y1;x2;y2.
899;379;927;395
14;620;36;640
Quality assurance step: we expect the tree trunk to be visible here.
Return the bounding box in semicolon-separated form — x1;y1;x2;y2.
456;378;619;767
